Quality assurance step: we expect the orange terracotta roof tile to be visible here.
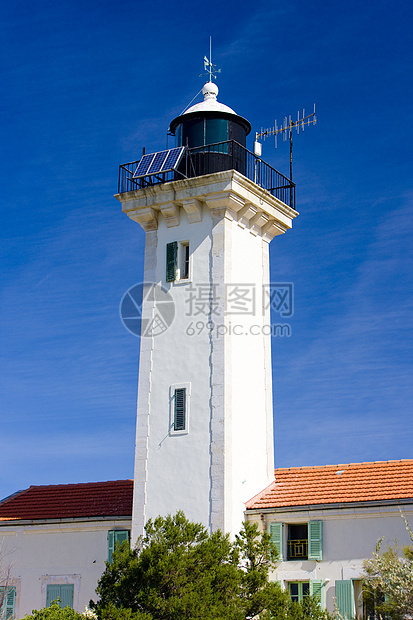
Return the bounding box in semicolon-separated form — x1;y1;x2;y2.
246;460;413;510
0;480;133;521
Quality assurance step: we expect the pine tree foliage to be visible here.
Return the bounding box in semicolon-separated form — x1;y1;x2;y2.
91;512;332;620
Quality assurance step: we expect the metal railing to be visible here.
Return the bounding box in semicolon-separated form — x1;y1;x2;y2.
118;140;296;210
287;539;308;559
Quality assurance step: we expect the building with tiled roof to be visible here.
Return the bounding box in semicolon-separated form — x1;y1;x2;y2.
0;480;133;521
2;464;413;620
247;459;413;510
245;459;413;618
0;481;133;618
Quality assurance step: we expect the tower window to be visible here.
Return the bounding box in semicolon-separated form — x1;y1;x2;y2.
166;241;190;282
174;388;186;431
181;242;190;279
170;383;190;435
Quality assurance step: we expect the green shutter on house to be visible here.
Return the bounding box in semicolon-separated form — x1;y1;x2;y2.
174;388;186;431
114;530;129;547
310;580;324;607
108;530;130;563
270;523;283;560
335;580;354;620
46;584;74;609
308;520;323;560
59;585;74;609
108;530;115;563
166;242;178;282
46;585;61;608
0;587;16;620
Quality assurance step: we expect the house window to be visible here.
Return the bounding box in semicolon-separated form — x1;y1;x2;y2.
289;582;309;603
108;530;130;563
170;384;190;435
46;584;74;608
287;524;308;559
0;587;15;620
288;581;325;606
270;520;322;561
166;241;190;282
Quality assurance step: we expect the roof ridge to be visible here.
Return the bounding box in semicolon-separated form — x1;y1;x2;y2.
25;479;133;491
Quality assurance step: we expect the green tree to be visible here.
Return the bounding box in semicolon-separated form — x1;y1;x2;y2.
363;514;413;620
22;602;86;620
92;511;331;620
93;512;242;619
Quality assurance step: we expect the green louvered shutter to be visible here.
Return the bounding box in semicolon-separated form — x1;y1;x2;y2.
335;580;354;620
174;388;186;431
270;523;283;560
59;585;74;608
46;584;74;609
166;242;177;282
310;580;324;607
114;530;129;547
308;520;322;560
108;530;129;563
46;585;61;607
0;587;16;620
108;530;115;562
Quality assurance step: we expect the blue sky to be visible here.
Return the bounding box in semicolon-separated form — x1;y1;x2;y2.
1;0;412;501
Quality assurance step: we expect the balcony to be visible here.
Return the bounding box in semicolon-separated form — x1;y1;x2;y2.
287;539;308;560
118;140;296;210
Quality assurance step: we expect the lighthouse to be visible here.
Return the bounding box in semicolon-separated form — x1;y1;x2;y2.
116;74;298;543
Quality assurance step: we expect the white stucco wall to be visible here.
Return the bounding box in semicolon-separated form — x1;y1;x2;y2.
246;503;413;614
0;518;131;619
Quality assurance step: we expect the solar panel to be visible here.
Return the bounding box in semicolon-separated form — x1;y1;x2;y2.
147;151;168;174
162;147;185;171
132;147;186;179
133;153;156;178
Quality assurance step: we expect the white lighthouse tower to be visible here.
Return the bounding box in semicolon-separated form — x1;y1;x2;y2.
116;76;298;543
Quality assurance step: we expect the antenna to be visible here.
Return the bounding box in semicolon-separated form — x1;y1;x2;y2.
200;36;221;82
254;103;317;185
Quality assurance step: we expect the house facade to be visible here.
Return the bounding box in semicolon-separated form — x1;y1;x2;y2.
245;459;413;618
0;481;133;619
1;460;412;619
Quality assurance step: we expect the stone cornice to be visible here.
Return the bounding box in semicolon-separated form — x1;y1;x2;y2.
115;170;299;240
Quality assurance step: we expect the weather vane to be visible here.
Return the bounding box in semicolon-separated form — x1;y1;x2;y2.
200;36;221;82
254;105;317;186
